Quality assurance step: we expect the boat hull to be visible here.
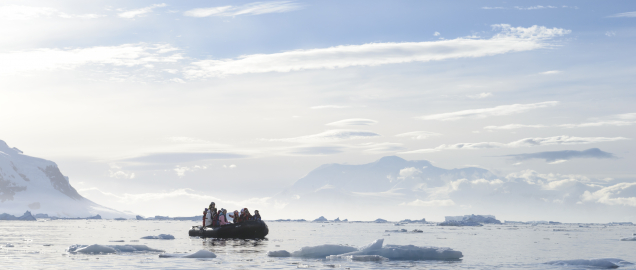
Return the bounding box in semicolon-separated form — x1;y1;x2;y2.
189;220;269;239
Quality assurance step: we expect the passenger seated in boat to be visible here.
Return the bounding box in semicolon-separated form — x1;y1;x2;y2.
253;210;261;221
229;210;239;224
205;207;213;227
219;209;230;225
202;208;208;228
243;208;253;222
212;210;222;227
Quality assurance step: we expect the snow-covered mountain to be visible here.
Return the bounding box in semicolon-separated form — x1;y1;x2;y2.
0;140;132;219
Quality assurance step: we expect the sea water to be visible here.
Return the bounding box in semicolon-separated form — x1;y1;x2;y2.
1;220;635;269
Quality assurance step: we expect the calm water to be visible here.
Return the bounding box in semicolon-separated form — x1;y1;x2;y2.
1;220;635;269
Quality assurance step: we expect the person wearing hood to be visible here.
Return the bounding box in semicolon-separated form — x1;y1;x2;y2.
243;208;253;221
205;207;213;227
229;210;239;224
253;210;261;221
202;208;208;228
219;209;230;225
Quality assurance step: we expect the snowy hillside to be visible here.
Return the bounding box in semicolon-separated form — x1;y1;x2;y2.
0;140;132;219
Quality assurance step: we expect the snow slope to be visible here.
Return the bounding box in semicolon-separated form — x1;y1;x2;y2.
0;140;132;219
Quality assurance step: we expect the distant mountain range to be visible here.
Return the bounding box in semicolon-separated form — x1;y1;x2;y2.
0;140;132;219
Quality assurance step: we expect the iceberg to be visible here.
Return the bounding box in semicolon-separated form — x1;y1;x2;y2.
545;258;632;268
159;250;217;258
141;234;175;240
328;255;388;261
67;244;163;254
620;237;636;241
313;216;328;222
290;244;358;258
267;250;291;257
339;239;462;261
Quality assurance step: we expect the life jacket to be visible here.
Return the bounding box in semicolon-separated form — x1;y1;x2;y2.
202;210;207;227
254;214;261;221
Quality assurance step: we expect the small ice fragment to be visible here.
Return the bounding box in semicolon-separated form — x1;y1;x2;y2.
291;244;358;258
66;244;163;254
268;250;291;257
5;244;14;247
337;239;463;260
141;234;175;240
160;249;216;258
545;258;632;268
109;240;125;242
327;255;388;261
620;237;636;241
72;244;117;254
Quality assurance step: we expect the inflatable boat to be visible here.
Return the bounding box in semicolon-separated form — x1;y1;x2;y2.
189;220;269;239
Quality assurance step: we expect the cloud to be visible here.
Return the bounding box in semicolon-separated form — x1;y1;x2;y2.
608;11;636;18
418;101;558;121
118;3;167;18
269;129;380;143
223;164;237;169
515;5;558;10
606;31;616;37
402;136;629;154
174;165;208;177
395;131;441;140
433;32;441;36
184;24;570;78
361;142;405;153
484;124;548;130
467;92;493;99
121;152;248;164
540;70;562;74
183;1;301;17
326;118;377;126
310;105;351;109
400;199;455;207
559;120;636;128
167;137;213;144
481;7;505;10
289;146;345;155
504;148;616;162
0;5;104;20
581;183;636;207
0;43;183;75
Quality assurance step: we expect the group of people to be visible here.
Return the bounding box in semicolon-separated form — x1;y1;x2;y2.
202;202;262;228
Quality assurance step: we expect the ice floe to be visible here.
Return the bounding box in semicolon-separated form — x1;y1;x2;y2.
267;250;291;257
620;234;636;241
290;244;358;258
141;234;175;240
545;258;633;268
66;244;163;254
159;250;217;258
328;255;388;261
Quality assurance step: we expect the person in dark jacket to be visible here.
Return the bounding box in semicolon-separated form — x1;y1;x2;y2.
253;210;261;221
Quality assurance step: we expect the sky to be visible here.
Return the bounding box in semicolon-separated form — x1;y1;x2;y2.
1;0;635;221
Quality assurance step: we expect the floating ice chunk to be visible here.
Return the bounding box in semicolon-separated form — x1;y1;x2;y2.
109;240;125;242
141;234;175;240
620;237;636;241
338;239;463;261
267;250;291;257
290;244;358;258
5;243;15;247
545;258;632;268
385;229;407;233
159;249;217;258
67;244;163;254
327;255;388;261
68;244;117;254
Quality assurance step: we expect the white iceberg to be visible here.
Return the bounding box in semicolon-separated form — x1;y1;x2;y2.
620;234;636;241
328;255;388;262
159;250;217;258
267;250;291;257
141;234;175;240
545;258;632;269
338;239;462;261
67;244;163;254
290;244;358;258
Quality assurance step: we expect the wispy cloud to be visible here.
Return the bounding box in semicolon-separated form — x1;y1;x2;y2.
559;120;636;128
269;129;380;143
310;105;351;109
418;101;558;121
361;142;406;153
515;5;558;10
484;124;548;130
288;146;345;155
174;165;208;177
581;183;636;207
540;70;562;75
184;24;570;78
0;5;104;20
395;131;441;140
608;11;636;18
504;148;616;162
467;92;493;99
122;152;248;164
402;136;629;154
0;43;182;75
118;3;167;19
326;118;377;126
400;199;455;207
183;1;301;17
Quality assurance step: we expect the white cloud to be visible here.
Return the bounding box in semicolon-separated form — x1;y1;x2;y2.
540;70;562;74
467;92;493;99
223;164;236;169
310;105;351;109
399;167;421;179
395;131;441;140
608;11;636;18
400;199;455;207
0;43;182;75
108;164;135;179
0;5;104;20
581;183;636;207
174;165;208;177
118;3;167;19
184;24;570;78
484;124;547;130
433;32;441;36
616;113;636;120
402;135;629;154
269;129;380;143
559;120;636;128
168;137;212;144
418;101;558;121
326;118;377;126
605;31;616;37
361;142;405;153
515;5;558;10
481;7;505;10
183;1;301;17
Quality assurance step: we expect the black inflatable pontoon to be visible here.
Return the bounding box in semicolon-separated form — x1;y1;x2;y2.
189;220;269;239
